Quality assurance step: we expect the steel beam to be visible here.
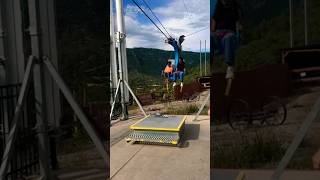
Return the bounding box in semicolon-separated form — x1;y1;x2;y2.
193;93;210;121
28;0;54;178
110;0;118;103
43;57;109;167
2;0;25;84
38;0;61;128
115;0;129;102
110;80;121;120
0;0;6;85
0;56;35;179
272;96;320;180
115;0;129;119
123;80;147;117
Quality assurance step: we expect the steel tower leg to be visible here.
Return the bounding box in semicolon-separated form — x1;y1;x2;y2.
28;0;54;178
110;0;118;103
115;0;129;120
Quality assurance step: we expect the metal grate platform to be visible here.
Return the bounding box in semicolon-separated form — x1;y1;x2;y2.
126;130;180;144
126;115;186;145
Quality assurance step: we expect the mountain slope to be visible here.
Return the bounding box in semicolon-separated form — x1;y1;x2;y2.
127;48;204;78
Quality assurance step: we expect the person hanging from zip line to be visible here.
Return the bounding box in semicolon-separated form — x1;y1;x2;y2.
166;35;185;87
163;60;174;93
211;0;242;79
163;60;174;78
174;57;186;89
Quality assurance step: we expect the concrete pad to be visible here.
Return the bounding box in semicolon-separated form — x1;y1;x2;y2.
211;169;320;180
57;168;107;180
110;116;143;146
110;115;210;180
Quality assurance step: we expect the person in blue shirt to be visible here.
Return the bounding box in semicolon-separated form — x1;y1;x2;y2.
211;0;242;79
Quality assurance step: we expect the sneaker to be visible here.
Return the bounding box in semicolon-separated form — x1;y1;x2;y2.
173;82;177;87
226;66;235;79
180;82;183;87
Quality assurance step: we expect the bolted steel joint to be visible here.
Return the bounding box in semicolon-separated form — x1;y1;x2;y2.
34;56;44;64
28;26;39;36
115;32;126;42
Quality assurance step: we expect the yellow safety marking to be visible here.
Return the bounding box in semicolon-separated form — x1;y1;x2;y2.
125;138;179;145
130;115;187;132
177;115;187;130
235;171;246;180
171;141;178;145
130;115;151;129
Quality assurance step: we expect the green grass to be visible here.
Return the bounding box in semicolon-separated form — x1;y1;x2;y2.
164;104;205;115
212;131;286;169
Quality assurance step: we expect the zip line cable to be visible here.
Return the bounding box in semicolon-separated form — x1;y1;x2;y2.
141;0;172;38
131;0;169;39
181;0;206;37
182;0;190;18
185;26;209;37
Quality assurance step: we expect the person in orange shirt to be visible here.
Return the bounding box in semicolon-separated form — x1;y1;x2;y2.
163;61;174;79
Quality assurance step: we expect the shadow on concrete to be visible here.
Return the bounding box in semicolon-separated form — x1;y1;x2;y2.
210;169;240;180
179;124;201;148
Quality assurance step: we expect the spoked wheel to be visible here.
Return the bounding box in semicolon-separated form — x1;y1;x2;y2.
227;99;251;130
260;96;287;126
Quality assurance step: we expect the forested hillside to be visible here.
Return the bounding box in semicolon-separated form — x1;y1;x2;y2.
213;0;320;73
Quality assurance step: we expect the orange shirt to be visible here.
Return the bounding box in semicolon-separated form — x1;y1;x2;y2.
164;65;173;73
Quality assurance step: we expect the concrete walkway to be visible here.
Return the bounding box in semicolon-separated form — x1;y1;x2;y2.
110;115;210;180
57;168;108;180
211;169;320;180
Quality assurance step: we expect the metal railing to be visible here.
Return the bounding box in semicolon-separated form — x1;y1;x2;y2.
0;56;109;179
0;84;39;179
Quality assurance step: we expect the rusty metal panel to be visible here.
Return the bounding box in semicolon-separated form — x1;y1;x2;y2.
174;80;205;100
212;64;290;118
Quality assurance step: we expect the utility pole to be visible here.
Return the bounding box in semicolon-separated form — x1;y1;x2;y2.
204;40;207;76
200;40;202;76
115;0;129;120
110;0;118;104
289;0;293;47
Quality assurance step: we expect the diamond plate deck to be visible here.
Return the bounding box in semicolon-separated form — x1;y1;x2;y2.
126;115;186;145
125;130;180;145
130;115;187;132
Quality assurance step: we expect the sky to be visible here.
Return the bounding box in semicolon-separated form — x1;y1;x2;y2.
112;0;210;52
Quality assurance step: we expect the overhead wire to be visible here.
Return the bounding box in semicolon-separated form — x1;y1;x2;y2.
131;0;169;39
185;26;209;37
141;0;172;38
181;0;208;38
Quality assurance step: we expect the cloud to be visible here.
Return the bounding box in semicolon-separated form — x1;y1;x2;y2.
122;0;210;52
